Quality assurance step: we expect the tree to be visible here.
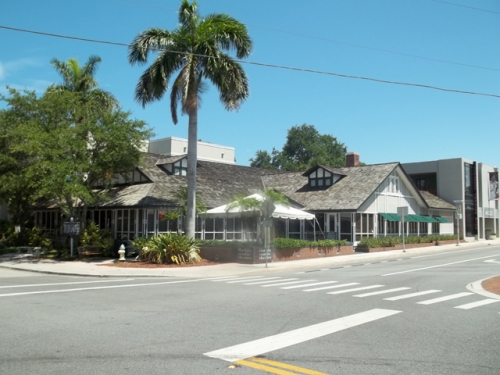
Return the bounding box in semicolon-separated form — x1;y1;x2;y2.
0;88;152;227
128;0;252;238
49;55;117;111
250;124;348;171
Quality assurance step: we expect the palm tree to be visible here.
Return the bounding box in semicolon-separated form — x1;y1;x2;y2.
50;55;117;110
128;0;252;238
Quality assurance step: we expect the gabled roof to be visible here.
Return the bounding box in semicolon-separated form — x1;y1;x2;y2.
155;154;186;166
301;164;347;177
98;153;279;209
263;163;401;211
419;190;456;210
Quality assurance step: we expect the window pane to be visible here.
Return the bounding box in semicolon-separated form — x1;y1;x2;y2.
215;218;224;231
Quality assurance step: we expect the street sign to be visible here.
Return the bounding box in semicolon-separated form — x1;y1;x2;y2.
63;222;81;236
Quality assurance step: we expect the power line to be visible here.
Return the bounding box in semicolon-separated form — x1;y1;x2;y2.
118;0;500;73
1;24;500;100
429;0;500;15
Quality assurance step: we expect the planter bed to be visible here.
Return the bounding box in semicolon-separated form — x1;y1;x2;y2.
356;240;461;253
200;244;354;264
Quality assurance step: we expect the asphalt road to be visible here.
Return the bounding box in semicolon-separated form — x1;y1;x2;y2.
1;245;500;375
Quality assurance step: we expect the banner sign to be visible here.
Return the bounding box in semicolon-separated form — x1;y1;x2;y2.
489;172;499;201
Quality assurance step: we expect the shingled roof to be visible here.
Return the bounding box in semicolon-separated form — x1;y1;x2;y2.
262;163;400;211
98;153;278;208
419;190;455;210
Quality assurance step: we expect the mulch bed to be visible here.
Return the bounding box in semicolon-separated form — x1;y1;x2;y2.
99;258;222;268
482;276;500;295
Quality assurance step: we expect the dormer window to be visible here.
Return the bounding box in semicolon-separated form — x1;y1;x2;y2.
173;158;187;176
309;168;333;188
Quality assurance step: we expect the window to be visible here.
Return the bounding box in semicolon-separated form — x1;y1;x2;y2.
309;168;333;188
389;176;400;194
173;158;187;176
416;179;426;189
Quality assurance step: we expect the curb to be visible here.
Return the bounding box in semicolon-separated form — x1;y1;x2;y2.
466;277;500;300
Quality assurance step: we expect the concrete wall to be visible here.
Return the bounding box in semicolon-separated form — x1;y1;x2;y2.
148;137;235;164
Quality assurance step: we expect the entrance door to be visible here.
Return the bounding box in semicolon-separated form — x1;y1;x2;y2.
339;213;352;242
327;214;338;239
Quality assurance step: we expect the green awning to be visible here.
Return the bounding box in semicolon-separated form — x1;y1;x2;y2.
405;214;419;222
380;213;399;222
434;216;450;223
390;213;401;221
420;215;438;223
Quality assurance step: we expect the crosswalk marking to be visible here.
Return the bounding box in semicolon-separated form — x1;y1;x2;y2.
204;309;401;362
261;279;313;287
303;282;359;292
454;299;500;310
226;277;269;284
243;277;283;285
327;285;384;295
418;292;473;305
384;290;441;301
281;281;338;290
220;276;267;283
354;287;411;297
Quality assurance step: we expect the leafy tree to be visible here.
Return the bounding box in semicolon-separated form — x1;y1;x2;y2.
128;0;252;238
0;88;152;228
49;55;117;111
249;150;275;169
250;124;348;171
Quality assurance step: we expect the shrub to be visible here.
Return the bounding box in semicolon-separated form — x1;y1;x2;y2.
358;234;459;248
138;232;201;265
80;221;113;254
26;226;52;249
272;238;346;249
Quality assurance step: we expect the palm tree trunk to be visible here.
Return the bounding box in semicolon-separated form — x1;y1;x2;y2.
186;108;198;238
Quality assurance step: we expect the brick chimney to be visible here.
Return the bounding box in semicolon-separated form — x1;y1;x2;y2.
346;152;360;167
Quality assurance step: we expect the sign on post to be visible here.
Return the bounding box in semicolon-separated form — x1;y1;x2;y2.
63;221;81;236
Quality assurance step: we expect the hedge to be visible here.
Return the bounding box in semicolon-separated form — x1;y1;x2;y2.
357;234;457;249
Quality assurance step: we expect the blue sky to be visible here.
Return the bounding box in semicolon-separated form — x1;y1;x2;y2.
1;0;500;167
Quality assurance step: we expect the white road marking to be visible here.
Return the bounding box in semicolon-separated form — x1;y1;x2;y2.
354;287;411;297
281;281;338;290
384;290;441;301
0;279;203;298
226;277;269;284
327;285;384;295
454;299;500;310
417;292;473;305
485;259;500;264
261;279;312;287
203;308;401;362
219;276;267;283
0;279;131;289
255;279;299;286
243;277;282;285
382;254;500;276
303;283;359;292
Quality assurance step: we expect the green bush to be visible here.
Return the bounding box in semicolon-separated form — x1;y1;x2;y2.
80;221;113;254
26;226;52;249
358;234;458;248
272;238;346;249
137;232;201;265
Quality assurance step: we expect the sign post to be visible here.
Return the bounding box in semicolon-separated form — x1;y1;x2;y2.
453;200;463;246
261;200;276;268
397;207;408;253
63;217;81;257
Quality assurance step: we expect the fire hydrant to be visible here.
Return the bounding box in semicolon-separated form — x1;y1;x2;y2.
118;244;126;261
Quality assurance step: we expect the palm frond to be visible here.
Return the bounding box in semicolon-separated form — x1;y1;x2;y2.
199;14;252;59
128;28;174;65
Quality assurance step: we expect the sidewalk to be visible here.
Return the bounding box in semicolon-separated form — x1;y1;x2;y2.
1;239;499;298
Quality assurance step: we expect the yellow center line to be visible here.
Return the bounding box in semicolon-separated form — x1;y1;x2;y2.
235;357;330;375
